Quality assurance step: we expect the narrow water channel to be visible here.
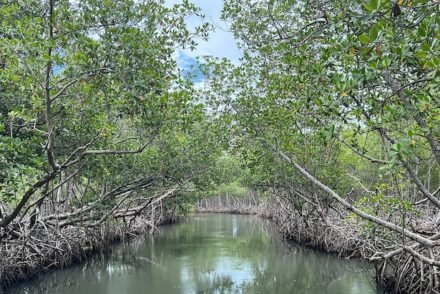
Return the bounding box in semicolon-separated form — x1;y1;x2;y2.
7;214;379;293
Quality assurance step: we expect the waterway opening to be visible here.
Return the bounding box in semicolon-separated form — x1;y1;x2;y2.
7;214;380;294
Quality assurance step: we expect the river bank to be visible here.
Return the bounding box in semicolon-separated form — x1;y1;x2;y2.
1;192;434;293
0;211;180;291
196;194;438;294
196;195;374;258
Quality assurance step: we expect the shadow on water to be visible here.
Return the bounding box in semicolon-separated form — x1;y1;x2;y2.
7;214;381;294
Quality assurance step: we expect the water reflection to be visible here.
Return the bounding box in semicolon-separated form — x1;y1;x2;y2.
7;214;380;294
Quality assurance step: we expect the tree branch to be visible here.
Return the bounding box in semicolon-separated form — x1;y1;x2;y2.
50;67;114;102
274;147;439;247
383;71;439;164
0;171;59;228
44;0;58;172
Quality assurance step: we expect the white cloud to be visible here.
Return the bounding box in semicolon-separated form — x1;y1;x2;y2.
165;0;242;64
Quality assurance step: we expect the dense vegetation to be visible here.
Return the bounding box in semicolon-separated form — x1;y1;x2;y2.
0;0;233;227
197;0;439;292
0;0;439;293
0;0;241;287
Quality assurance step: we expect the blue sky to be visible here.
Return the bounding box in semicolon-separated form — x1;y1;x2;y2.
176;50;205;83
165;0;241;83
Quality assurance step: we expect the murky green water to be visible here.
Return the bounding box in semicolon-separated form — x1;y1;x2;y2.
7;214;379;293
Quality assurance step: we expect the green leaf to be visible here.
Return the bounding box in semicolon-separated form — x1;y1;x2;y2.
369;26;380;43
359;33;370;45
